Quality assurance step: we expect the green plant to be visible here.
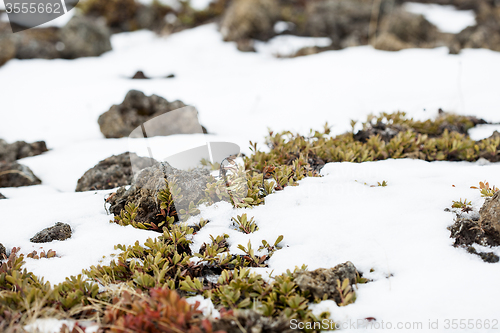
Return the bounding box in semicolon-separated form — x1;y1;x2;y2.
231;214;258;234
336;278;356;307
451;198;473;213
471;181;499;197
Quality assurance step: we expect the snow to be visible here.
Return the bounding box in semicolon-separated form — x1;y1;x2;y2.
0;21;500;333
254;35;332;58
469;124;500;141
403;2;476;34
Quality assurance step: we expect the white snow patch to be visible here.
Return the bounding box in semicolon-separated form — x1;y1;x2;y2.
469;124;500;141
403;2;476;33
255;35;332;58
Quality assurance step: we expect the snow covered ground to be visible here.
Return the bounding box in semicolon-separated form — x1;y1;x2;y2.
1;11;500;333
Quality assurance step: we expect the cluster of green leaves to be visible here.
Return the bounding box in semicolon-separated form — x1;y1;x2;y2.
231;214;258;234
0;248;101;326
471;181;500;197
245;112;498;173
451;198;472;210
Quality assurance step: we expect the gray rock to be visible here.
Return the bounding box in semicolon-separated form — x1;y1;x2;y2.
478;191;500;243
212;309;294;333
0;243;6;259
98;90;194;138
108;162;210;227
220;0;279;42
0;139;48;163
76;152;156;192
10;27;61;60
30;222;72;243
0;193;6;199
293;261;358;305
0;161;42;188
59;16;112;59
0;32;16;67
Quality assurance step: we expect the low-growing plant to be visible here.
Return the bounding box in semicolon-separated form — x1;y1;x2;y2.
336;278;356;307
231;214;258;234
27;249;57;259
471;181;499;197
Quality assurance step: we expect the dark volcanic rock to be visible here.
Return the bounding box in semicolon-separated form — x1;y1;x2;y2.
293;261;359;305
0;243;6;259
76;152;156;192
375;9;438;51
219;0;279;42
30;222;72;243
59;15;112;59
10;27;61;60
98;90;198;138
131;70;149;79
212;309;294;333
108;162;210;227
0;162;42;188
477;191;500;242
0;193;6;199
0;31;16;66
0;139;48;163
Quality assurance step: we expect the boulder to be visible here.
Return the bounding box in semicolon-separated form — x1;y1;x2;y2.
219;0;279;42
59;16;112;59
477;191;500;243
302;0;376;48
452;2;500;53
0;162;42;188
76;152;156;192
376;9;438;51
108;162;210;227
0;32;16;67
10;27;60;60
293;261;358;305
30;222;72;243
0;139;48;163
98;90;193;138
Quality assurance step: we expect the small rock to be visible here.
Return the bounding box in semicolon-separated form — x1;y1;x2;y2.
10;27;61;60
0;33;16;67
165;74;175;79
0;243;6;259
220;0;279;42
293;261;358;305
0;139;48;163
59;15;112;59
236;39;256;52
212;309;293;333
467;246;500;263
131;71;149;79
76;152;156;192
108;162;210;227
98;90;198;138
30;222;72;243
0;193;6;199
477;191;500;242
0;161;42;188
